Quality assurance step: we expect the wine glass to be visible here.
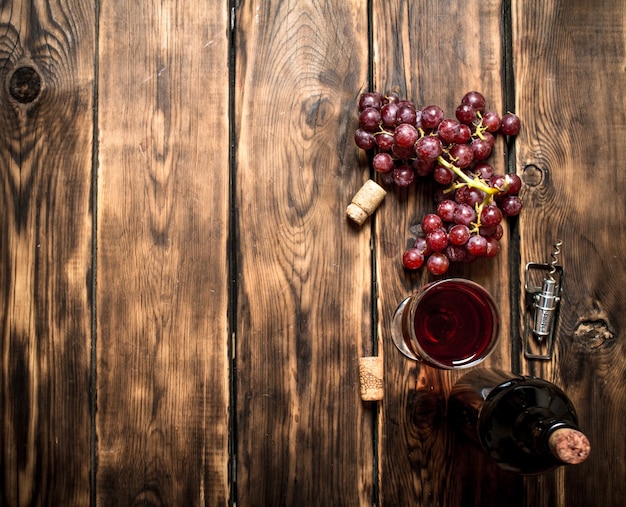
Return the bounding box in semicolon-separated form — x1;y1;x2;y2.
391;278;500;369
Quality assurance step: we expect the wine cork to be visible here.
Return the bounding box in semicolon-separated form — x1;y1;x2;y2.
359;356;384;401
347;180;387;225
548;428;591;465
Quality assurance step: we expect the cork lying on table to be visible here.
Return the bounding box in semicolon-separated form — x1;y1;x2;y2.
359;356;384;401
346;179;387;225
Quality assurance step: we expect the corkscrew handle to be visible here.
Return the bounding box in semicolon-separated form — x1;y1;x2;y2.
524;262;564;360
532;277;559;338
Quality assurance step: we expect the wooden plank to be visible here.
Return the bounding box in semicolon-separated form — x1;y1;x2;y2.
513;1;626;505
372;1;522;505
95;1;231;505
233;0;373;504
0;1;94;505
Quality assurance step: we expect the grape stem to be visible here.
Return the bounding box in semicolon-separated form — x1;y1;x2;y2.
437;156;497;198
474;112;487;141
437;155;500;234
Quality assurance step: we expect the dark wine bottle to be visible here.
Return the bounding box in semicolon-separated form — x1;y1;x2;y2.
448;368;590;475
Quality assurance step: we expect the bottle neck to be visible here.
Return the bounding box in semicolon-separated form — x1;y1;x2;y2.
547;427;591;464
514;408;586;462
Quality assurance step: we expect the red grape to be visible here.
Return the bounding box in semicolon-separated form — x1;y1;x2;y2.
372;152;394;173
359;107;381;131
481;111;502;132
381;102;399;127
455;103;477;125
479;224;497;237
456;186;485;207
391;142;415;159
482;131;496;147
455;124;472;143
473;162;494;179
396;104;417;125
382;93;398;107
375;131;394;151
392;164;415;187
449;143;474;168
413;237;433;257
471;138;493;160
422;213;443;234
433;165;455;185
449;224;470;245
433;187;447;203
480;205;503;227
414;109;423;129
421;105;444;129
437;118;461;144
500;113;521;135
490;174;509;194
426;228;449;251
501;195;523;216
461;91;486;113
469;188;487;206
359;92;383;111
485;237;500;257
398;99;416;108
427;252;450;275
437;200;457;222
466;235;488;256
378;171;395;186
445;244;470;263
412;158;435;177
504;174;522;195
355;129;375;150
416;135;443;161
454;204;476;226
492;224;504;240
394;123;419;148
402;248;424;270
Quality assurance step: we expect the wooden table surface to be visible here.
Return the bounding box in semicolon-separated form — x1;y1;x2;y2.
1;0;625;505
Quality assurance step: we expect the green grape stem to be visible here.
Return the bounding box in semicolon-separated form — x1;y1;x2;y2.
437;156;498;198
473;112;487;141
471;202;485;234
437;155;502;234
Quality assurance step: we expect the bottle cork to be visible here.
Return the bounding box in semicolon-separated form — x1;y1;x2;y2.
359;356;384;401
347;180;387;225
548;427;591;465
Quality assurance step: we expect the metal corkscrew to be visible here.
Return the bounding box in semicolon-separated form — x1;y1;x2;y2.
524;241;564;360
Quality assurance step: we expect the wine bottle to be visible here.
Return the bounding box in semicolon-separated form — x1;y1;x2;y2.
448;368;590;475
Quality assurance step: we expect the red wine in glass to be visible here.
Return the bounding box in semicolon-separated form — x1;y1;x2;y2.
391;278;499;369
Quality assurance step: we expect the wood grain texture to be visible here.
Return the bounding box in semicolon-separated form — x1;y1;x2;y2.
233;0;373;504
95;1;231;505
372;1;520;505
2;1;625;505
513;1;626;505
0;1;95;506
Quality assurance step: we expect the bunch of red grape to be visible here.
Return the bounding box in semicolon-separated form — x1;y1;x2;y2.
354;90;523;275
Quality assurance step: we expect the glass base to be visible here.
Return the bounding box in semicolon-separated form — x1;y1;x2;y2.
391;296;420;360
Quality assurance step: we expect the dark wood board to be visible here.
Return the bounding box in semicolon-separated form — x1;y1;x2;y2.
233;0;374;504
0;0;624;505
95;2;231;505
0;1;95;505
513;1;626;505
372;1;521;505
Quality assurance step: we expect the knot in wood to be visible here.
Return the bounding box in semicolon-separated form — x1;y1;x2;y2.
574;319;614;348
304;96;332;129
9;66;42;103
522;164;543;186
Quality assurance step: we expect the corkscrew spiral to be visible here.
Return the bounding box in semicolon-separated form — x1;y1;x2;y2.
548;240;563;280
